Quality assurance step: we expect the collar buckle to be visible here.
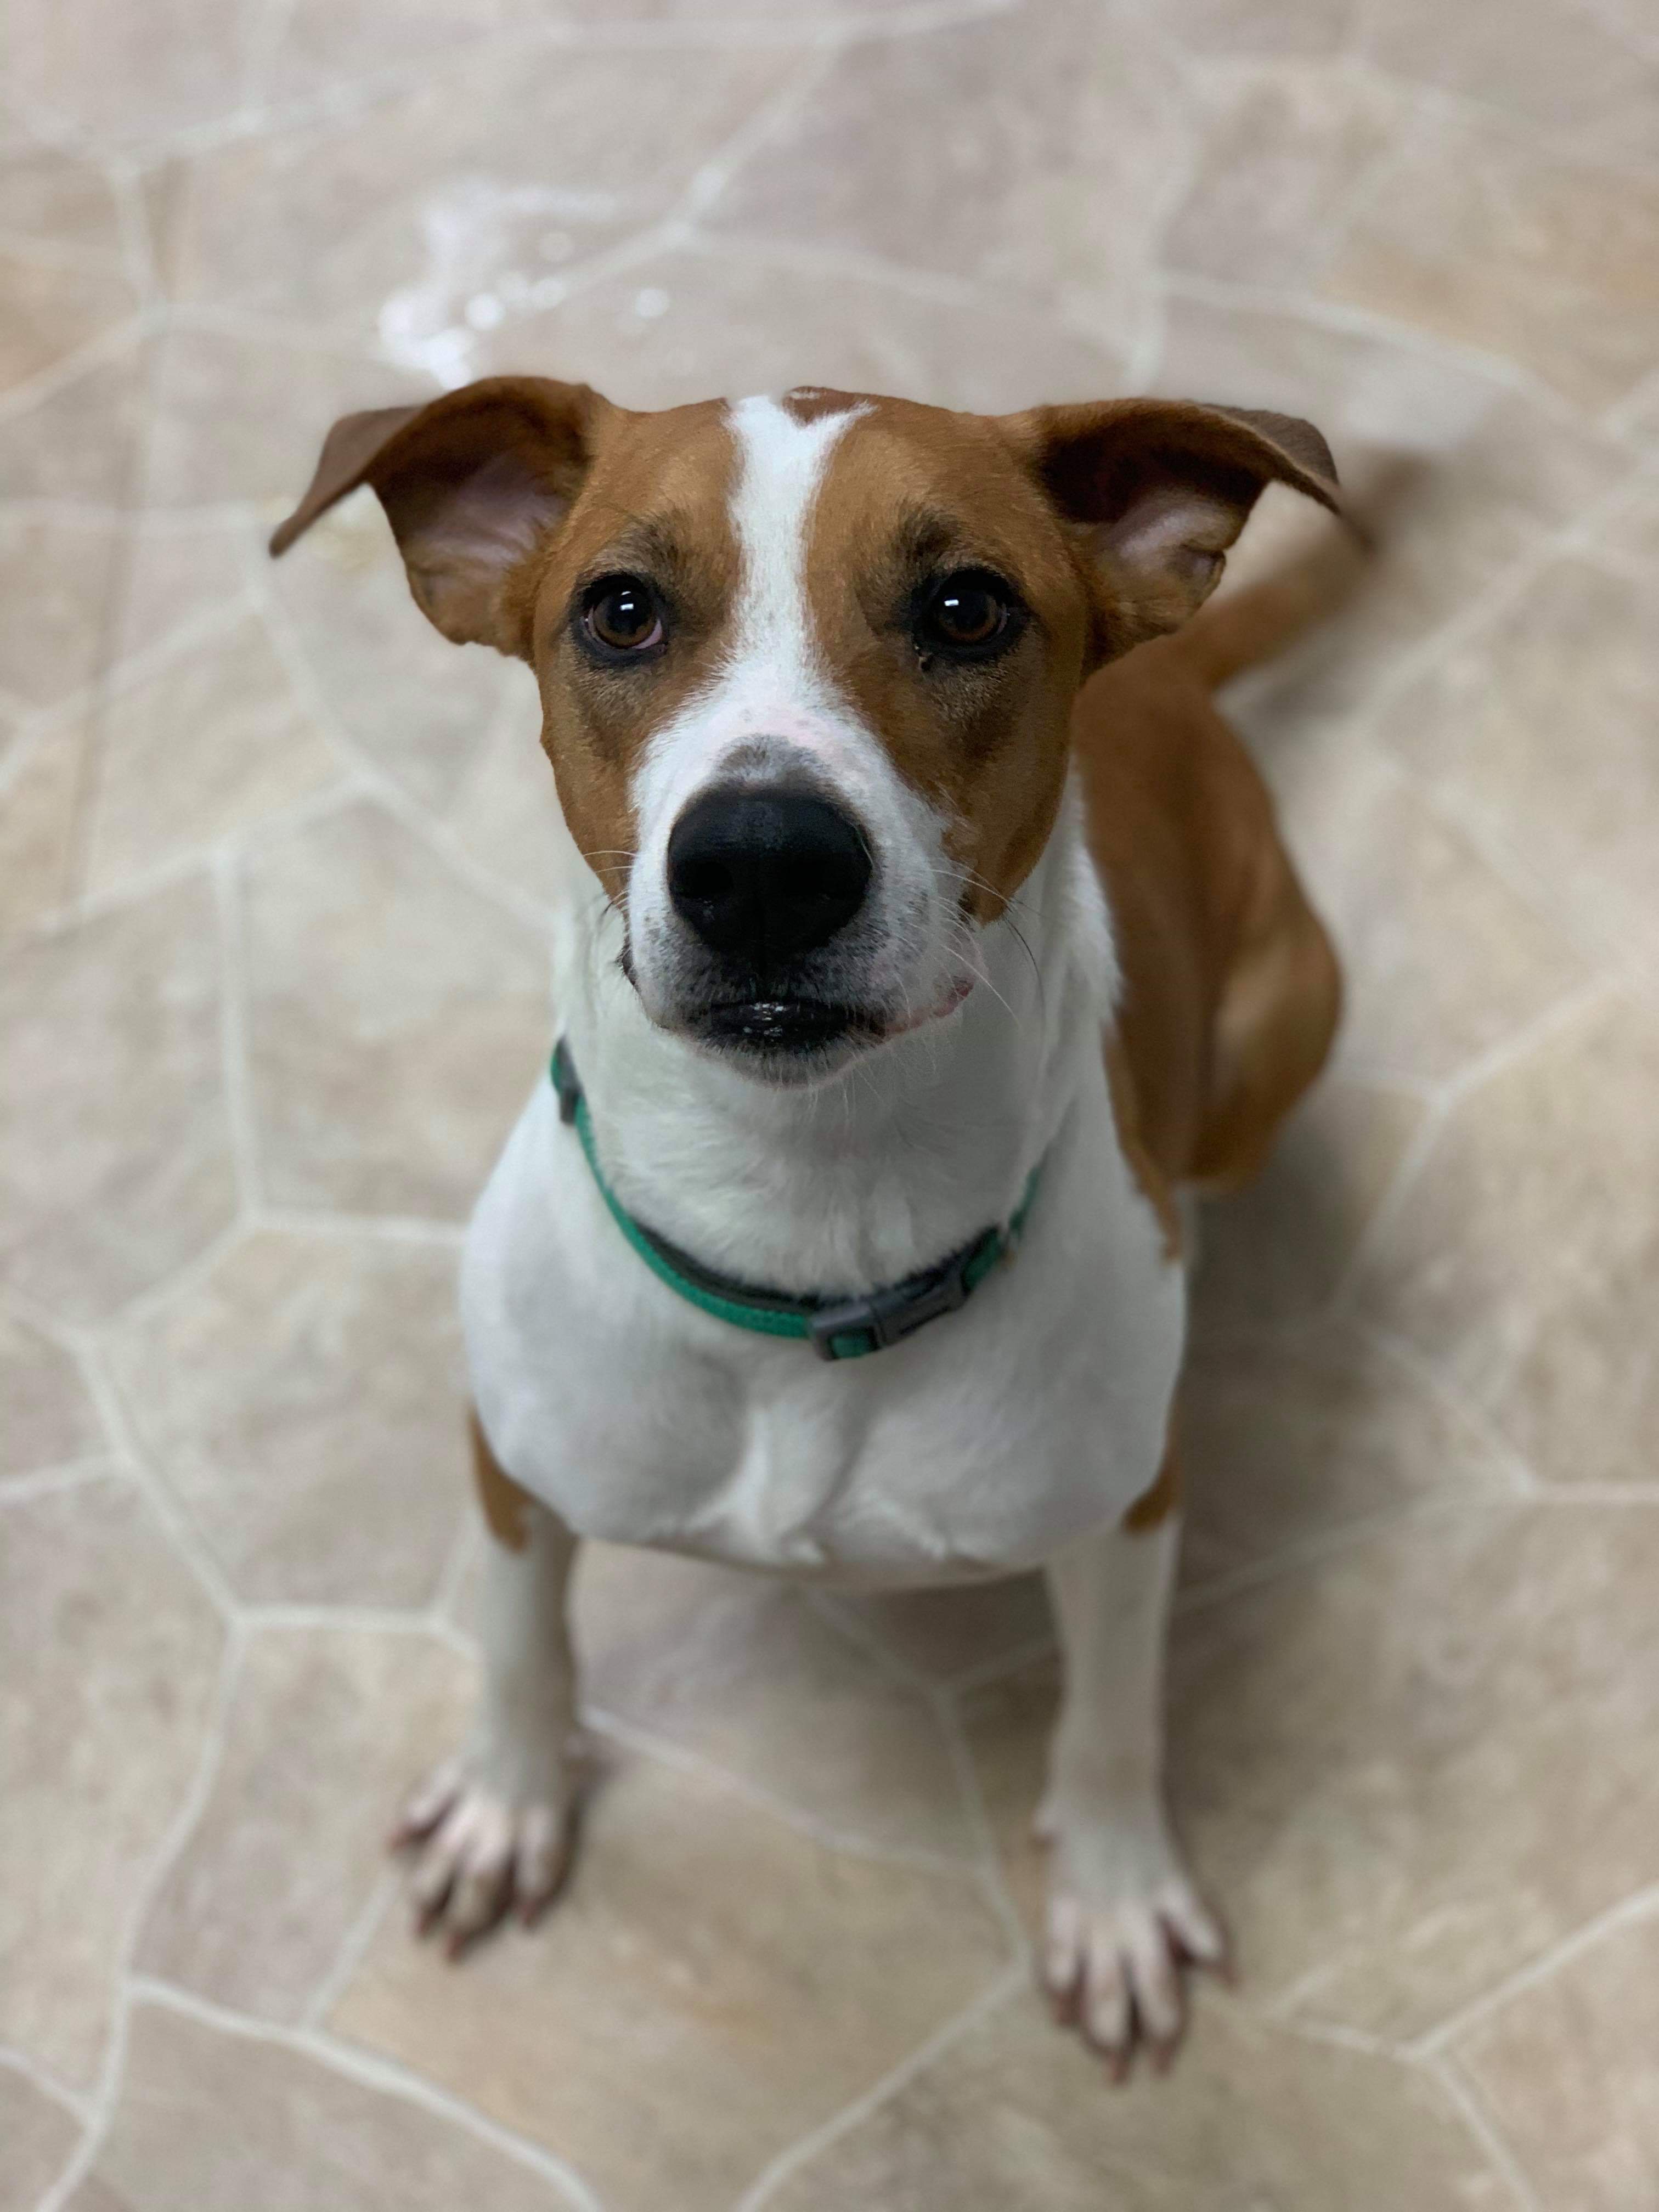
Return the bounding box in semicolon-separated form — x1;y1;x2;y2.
808;1254;975;1362
550;1037;583;1125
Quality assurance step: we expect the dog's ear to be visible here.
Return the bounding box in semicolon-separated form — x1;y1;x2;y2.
269;375;605;657
1001;397;1340;653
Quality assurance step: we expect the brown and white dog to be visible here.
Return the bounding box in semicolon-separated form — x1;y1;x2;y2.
272;379;1342;2074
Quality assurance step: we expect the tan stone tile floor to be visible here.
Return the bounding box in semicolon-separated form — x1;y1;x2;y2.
2;0;1657;2203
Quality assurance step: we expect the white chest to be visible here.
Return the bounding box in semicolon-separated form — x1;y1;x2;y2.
460;1073;1184;1587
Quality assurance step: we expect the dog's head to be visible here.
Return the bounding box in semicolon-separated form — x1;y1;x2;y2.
274;381;1336;1082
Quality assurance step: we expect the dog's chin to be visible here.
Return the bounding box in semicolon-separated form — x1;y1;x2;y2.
660;978;977;1087
687;998;879;1086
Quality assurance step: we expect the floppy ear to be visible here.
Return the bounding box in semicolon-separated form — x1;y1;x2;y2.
269;375;605;657
1001;397;1340;653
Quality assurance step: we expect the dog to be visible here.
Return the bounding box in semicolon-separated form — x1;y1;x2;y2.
271;377;1342;2075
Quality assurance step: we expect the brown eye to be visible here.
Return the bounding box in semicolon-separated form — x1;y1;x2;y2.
579;574;665;658
916;569;1022;662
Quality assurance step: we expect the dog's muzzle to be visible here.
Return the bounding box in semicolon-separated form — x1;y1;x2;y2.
664;783;874;1054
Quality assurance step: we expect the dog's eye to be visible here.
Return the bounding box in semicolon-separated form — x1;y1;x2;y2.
579;575;665;658
915;570;1022;662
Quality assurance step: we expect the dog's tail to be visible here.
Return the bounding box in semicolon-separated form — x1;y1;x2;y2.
1168;455;1411;691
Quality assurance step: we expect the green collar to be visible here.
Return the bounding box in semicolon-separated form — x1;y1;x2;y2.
551;1040;1041;1362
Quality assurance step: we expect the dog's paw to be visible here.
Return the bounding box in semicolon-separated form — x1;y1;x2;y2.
391;1754;578;1957
1041;1821;1227;2079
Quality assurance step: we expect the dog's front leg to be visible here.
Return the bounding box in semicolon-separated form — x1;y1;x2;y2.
393;1413;583;1954
1040;1460;1225;2074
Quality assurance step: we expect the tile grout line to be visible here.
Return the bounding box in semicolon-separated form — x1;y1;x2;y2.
59;292;173;910
241;1601;470;1639
242;548;561;943
74;1209;250;1340
120;1978;605;2212
1524;1483;1659;1506
0;1458;126;1508
1423;2051;1547;2212
249;1205;465;1246
1408;1883;1659;2061
425;1510;483;1638
155;295;447;370
33;1622;250;2212
944;1626;1057;1696
730;1961;1029;2212
932;1686;1032;1962
673;42;845;233
73;1336;245;1622
1172;1487;1491;1621
1423;970;1618;1114
1106;5;1209;397
582;1703;986;1883
800;1587;938;1697
298;1869;403;2036
1348;1318;1539;1497
238;0;301;112
1325;458;1659;988
0;498;138;527
1133;268;1617;444
4;779;352;953
104;151;163;311
211;848;262;1215
1602;363;1659;441
0;226;136;280
19;0;1018;189
0;2043;91;2129
1363;56;1659;190
1323;979;1614;1326
0;310;156;428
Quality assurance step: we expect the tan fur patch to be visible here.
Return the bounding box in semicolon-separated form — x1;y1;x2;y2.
781;385;865;424
1103;1031;1182;1262
470;1408;532;1551
800;399;1093;921
521;399;743;902
1122;1436;1182;1532
1072;633;1340;1197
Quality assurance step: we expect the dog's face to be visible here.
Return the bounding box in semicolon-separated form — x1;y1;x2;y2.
274;380;1335;1082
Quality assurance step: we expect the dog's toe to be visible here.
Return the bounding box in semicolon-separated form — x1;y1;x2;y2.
1042;1873;1226;2079
391;1758;464;1848
394;1765;575;1953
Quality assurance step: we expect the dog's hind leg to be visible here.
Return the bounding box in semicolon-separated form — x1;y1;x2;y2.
1038;1451;1226;2076
392;1410;584;1954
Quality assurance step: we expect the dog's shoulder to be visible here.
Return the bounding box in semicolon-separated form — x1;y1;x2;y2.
1070;642;1338;1197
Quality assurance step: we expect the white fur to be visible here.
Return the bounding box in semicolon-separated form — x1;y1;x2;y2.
463;765;1177;1577
1041;1516;1226;2052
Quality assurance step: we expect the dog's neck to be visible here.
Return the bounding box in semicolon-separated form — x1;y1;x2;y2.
546;782;1117;1298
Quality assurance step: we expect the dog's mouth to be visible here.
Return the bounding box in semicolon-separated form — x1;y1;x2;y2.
696;997;871;1056
685;977;977;1070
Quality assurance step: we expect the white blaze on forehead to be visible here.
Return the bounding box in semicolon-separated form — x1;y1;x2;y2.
725;392;868;689
629;393;872;839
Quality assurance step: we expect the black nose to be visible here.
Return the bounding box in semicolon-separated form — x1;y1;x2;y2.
667;787;872;972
